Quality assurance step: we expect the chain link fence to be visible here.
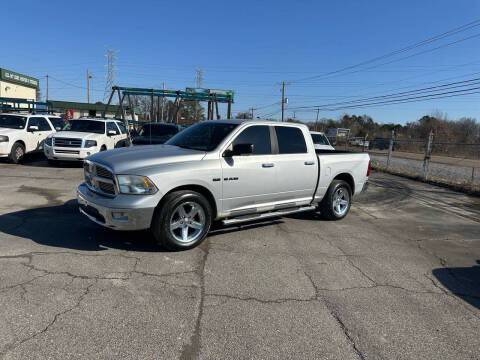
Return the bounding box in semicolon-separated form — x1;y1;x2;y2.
357;132;480;192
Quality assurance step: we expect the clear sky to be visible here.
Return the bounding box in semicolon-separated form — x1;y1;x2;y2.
2;0;480;124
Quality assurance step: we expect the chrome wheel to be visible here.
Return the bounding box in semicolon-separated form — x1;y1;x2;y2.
15;146;24;160
333;187;349;216
169;201;206;243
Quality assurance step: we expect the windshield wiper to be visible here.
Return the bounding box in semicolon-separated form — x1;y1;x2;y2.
175;144;203;151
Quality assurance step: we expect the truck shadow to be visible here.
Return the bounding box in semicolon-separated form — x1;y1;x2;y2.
432;261;480;310
0;200;161;252
0;200;305;251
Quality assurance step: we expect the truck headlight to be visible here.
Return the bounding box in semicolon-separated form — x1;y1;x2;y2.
84;140;97;148
0;135;9;143
45;136;52;146
117;175;157;194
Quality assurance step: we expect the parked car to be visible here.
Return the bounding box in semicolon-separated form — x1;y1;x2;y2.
310;131;335;150
44;118;128;163
369;137;393;151
0;113;65;163
132;122;180;145
77;119;370;250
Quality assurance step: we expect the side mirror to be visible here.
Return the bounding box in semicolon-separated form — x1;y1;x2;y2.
108;130;117;136
28;125;39;132
223;143;254;157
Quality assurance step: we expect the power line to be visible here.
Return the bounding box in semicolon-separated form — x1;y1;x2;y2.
290;77;480;110
290;19;480;83
287;86;480;112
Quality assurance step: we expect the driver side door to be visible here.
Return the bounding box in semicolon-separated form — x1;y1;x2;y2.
220;125;277;215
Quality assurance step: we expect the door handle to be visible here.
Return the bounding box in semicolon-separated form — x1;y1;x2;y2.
304;161;315;165
262;163;274;168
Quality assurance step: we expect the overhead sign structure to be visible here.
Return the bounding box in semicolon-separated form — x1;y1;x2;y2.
185;87;234;101
0;68;39;88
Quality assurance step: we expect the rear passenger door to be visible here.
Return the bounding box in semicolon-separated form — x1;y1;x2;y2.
272;126;318;204
220;125;277;214
36;117;54;150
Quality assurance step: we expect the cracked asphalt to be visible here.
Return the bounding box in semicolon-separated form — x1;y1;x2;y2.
0;156;479;359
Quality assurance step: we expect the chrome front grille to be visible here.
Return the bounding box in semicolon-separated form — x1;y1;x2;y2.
84;161;116;196
54;137;82;148
55;149;80;154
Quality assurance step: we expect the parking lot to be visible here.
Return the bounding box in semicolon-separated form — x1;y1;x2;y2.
0;155;479;359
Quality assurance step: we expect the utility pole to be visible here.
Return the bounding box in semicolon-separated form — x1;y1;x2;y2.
278;81;290;122
195;68;203;121
87;69;92;103
46;74;49;101
315;108;319;131
161;82;165;121
249;107;254;119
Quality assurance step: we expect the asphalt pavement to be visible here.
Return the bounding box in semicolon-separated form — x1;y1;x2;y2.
0;155;479;359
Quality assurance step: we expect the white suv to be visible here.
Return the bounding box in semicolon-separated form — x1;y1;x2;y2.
44;118;128;163
0;113;65;163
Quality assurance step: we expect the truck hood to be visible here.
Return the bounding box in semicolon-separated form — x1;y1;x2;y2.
53;131;104;140
87;144;206;174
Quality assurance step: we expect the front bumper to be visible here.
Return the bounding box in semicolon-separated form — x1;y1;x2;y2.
0;141;10;157
77;183;155;230
44;144;97;161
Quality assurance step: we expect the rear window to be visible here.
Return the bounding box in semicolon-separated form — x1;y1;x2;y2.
275;126;307;154
139;124;178;137
0;115;26;129
311;133;330;146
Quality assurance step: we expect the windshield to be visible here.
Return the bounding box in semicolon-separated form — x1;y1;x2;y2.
62;120;105;134
0;115;26;129
311;133;330;146
139;124;178;137
166;122;239;151
49;117;66;131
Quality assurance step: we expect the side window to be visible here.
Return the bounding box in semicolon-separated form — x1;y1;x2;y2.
27;117;39;129
116;122;127;134
37;117;52;131
232;125;271;155
275;126;307;154
106;122;118;134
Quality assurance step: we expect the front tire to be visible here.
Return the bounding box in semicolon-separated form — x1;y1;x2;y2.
319;180;352;220
9;142;25;164
151;190;212;250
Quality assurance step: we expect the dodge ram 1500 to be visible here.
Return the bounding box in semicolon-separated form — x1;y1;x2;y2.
77;119;370;250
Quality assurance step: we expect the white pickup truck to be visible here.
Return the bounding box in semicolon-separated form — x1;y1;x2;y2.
44;118;128;163
0;113;65;163
77;119;370;250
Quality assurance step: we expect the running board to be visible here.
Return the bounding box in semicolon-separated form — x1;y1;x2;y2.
222;205;316;226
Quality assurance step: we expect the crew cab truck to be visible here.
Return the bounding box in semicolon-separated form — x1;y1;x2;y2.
77;120;370;250
44;118;128;163
0;113;65;163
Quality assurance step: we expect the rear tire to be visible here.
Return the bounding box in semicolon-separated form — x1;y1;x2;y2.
319;180;352;220
9;142;25;164
151;190;212;250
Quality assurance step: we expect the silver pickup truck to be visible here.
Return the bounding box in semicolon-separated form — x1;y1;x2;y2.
77;119;370;250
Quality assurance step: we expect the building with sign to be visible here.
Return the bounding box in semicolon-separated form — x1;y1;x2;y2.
0;68;39;104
